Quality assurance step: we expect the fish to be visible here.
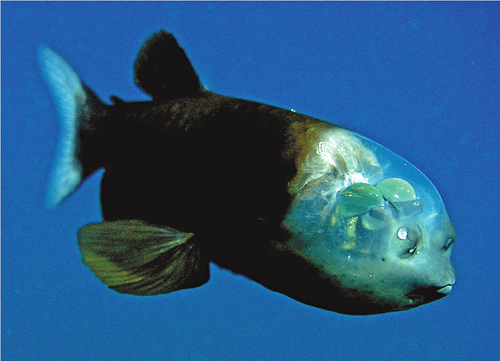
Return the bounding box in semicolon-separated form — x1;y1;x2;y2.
39;30;456;315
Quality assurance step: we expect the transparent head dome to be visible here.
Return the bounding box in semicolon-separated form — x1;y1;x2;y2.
282;127;455;314
284;128;449;264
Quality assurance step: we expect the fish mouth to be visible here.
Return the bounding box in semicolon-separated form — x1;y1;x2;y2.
436;284;453;295
407;283;454;306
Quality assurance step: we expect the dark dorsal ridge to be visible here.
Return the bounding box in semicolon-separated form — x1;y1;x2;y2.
133;30;202;100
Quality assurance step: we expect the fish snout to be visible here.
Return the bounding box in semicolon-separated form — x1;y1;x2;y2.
436;284;453;295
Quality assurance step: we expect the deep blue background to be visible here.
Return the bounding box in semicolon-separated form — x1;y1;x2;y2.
3;2;499;360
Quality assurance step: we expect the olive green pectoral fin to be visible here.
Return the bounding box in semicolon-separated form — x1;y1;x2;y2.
77;220;209;296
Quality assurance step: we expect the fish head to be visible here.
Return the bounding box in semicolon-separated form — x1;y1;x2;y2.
283;129;456;314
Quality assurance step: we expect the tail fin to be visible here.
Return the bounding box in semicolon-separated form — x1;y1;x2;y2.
38;45;104;209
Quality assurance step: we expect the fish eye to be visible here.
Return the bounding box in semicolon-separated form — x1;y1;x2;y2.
444;238;455;250
376;178;416;203
336;183;383;218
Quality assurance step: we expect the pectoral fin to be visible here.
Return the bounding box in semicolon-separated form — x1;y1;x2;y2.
77;220;209;296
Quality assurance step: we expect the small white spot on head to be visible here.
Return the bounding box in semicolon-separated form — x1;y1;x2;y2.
397;227;408;240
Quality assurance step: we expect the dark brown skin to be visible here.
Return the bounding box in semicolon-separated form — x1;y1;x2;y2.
79;90;360;311
95;93;301;228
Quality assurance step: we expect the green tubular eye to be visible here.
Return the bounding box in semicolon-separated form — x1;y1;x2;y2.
336;183;384;218
376;178;416;203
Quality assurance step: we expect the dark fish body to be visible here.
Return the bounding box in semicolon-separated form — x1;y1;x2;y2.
40;31;456;315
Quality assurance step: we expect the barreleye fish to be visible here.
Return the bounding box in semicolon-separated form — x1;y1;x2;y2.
39;30;456;315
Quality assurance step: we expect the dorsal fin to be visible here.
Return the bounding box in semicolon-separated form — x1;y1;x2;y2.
134;30;202;100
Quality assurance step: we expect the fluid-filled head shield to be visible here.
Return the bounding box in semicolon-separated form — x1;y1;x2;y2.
283;128;455;314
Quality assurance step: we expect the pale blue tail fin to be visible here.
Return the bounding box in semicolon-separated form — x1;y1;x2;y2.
38;45;99;209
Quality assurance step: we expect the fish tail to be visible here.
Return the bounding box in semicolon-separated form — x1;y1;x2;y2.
38;45;106;209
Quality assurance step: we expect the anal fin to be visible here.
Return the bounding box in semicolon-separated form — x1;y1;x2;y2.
77;220;209;296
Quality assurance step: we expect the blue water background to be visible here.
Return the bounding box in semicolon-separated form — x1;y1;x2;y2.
2;2;499;360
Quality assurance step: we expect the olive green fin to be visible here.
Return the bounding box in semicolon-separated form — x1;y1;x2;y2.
77;220;209;296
